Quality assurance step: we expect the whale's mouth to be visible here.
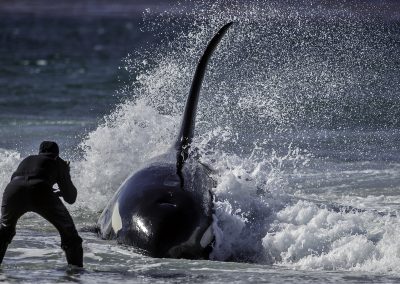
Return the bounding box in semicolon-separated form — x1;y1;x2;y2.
156;192;179;208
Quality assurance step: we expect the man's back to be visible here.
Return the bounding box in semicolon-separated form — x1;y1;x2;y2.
12;154;59;186
12;154;77;204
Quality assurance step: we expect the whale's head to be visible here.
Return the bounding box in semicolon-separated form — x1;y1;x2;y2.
110;163;214;258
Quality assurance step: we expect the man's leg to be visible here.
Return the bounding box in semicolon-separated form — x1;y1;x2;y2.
33;193;83;267
0;224;16;265
0;182;27;264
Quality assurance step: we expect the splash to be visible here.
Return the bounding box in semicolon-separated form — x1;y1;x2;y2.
263;200;400;274
207;144;311;263
75;99;178;211
0;149;21;193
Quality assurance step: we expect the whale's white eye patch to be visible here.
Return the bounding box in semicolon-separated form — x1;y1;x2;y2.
112;201;122;234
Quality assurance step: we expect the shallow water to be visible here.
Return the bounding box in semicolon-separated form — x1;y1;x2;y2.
1;0;400;282
4;225;400;283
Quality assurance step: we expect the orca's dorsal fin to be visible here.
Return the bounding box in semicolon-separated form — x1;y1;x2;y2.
175;22;233;172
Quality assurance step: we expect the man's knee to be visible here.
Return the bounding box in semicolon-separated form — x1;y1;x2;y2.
61;234;82;250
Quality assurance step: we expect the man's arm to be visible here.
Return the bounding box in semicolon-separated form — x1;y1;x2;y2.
56;157;78;204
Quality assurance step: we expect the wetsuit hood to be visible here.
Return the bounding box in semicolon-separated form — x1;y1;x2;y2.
39;141;59;156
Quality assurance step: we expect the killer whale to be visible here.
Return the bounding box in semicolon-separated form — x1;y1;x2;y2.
97;22;233;259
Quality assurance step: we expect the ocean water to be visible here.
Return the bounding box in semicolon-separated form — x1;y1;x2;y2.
1;0;400;282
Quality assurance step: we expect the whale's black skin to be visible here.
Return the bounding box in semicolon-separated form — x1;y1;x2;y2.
97;23;233;259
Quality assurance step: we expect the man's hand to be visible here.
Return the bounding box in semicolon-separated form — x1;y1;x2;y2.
52;188;62;197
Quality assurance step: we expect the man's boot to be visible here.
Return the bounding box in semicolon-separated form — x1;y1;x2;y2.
63;244;83;267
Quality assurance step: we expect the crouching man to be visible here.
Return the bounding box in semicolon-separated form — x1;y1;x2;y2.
0;141;83;267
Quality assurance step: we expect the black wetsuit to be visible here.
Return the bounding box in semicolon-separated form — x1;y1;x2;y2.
0;153;83;266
